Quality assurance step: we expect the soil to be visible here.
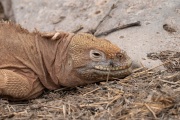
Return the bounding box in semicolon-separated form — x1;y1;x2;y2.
0;51;179;120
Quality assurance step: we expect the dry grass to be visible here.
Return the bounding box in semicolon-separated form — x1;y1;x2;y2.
0;50;179;120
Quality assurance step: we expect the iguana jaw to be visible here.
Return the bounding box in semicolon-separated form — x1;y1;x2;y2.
75;59;132;81
93;60;132;71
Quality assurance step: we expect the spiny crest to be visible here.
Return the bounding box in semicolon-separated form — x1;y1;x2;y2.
70;33;121;58
0;21;29;33
0;21;41;36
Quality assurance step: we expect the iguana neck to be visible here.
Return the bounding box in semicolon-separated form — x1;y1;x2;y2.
37;33;74;89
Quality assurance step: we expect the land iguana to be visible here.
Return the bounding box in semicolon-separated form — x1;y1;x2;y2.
0;22;132;100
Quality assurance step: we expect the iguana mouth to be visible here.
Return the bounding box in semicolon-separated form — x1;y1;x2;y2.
76;60;132;81
92;66;132;75
92;66;132;78
94;65;128;71
77;66;132;81
93;60;132;71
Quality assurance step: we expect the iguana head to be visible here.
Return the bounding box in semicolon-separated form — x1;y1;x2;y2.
68;33;132;83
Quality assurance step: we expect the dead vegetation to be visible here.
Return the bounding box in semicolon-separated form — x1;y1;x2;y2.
0;50;179;120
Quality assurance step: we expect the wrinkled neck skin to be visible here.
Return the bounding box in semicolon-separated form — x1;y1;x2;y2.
38;33;88;89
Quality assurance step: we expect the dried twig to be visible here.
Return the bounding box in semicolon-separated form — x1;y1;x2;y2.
164;72;180;80
54;87;68;92
88;4;117;34
144;103;158;119
132;61;170;78
42;105;63;111
63;105;66;118
0;114;14;119
37;115;53;118
158;79;180;86
118;81;133;86
72;25;84;33
95;21;141;37
106;69;111;82
104;86;124;95
106;94;122;108
80;102;108;108
132;66;146;73
82;87;101;96
94;110;107;118
110;77;133;86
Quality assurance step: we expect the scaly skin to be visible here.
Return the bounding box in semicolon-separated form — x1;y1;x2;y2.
69;33;132;82
0;22;132;100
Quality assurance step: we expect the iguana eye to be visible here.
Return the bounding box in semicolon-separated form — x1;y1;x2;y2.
92;52;101;58
90;50;105;61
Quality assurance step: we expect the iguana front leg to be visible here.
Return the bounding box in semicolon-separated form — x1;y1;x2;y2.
0;70;44;100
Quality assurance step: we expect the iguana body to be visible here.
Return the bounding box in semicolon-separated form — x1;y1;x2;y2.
0;22;132;100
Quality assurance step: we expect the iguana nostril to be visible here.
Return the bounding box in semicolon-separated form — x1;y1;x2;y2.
116;52;124;59
109;60;115;67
